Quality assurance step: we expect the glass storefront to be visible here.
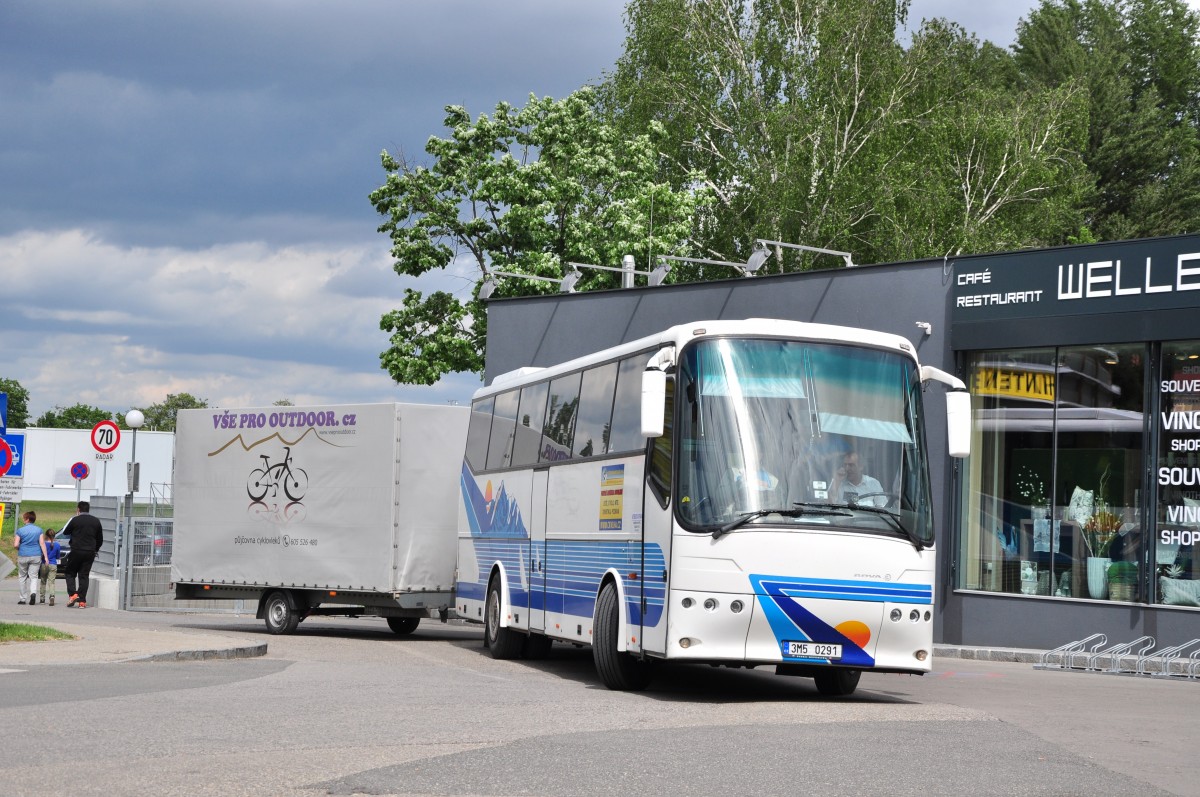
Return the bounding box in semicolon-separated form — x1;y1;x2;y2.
959;343;1152;603
1156;342;1200;607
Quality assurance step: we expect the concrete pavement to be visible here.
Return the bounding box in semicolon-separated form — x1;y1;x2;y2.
0;576;266;667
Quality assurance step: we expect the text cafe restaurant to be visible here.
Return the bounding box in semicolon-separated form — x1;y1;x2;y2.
483;233;1200;650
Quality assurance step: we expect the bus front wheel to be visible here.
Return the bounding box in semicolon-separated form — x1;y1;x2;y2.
485;578;524;659
814;668;861;696
593;582;652;691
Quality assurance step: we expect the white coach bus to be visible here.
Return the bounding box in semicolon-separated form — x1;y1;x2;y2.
456;319;971;694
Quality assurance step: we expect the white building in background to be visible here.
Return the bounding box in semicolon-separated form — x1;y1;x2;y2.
11;427;175;504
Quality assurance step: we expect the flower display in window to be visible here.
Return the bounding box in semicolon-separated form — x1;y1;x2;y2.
1015;465;1048;506
1082;507;1120;558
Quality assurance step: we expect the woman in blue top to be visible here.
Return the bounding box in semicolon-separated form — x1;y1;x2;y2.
13;511;44;605
39;529;61;606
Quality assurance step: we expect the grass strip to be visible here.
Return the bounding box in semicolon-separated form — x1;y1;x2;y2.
0;622;76;643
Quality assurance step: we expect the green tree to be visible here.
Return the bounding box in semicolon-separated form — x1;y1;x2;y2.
1014;0;1200;239
0;378;31;429
602;0;1092;265
130;393;209;432
36;404;114;429
273;399;294;406
370;87;710;384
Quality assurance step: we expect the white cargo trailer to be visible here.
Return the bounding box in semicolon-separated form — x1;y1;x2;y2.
172;402;469;635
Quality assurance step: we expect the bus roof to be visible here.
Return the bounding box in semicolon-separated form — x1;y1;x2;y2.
478;318;919;400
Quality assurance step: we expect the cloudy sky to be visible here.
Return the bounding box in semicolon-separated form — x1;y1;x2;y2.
0;1;1094;420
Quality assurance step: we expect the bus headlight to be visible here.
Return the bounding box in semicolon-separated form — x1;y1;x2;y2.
730;600;744;613
915;649;928;661
890;608;902;622
703;598;718;612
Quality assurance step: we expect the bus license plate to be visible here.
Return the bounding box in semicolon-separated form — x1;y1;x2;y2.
785;641;842;659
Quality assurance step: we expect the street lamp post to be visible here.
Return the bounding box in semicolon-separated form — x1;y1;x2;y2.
121;410;145;612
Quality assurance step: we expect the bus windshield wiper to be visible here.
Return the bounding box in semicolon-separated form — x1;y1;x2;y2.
835;501;927;552
713;504;852;540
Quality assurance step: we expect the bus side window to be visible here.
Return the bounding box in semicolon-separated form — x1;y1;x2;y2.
648;377;675;507
540;372;581;463
486;390;520;470
511;382;550;467
465;397;495;472
574;362;618;458
608;354;652;453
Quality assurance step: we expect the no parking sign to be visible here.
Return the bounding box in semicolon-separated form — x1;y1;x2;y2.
70;461;90;481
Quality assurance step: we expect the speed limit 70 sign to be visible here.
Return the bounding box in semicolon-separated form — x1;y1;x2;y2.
91;420;121;454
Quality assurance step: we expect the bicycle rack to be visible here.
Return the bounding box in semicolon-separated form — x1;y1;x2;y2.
1107;636;1156;674
1084;636;1153;672
1071;634;1111;670
1035;635;1200;680
1034;634;1106;671
1140;638;1200;678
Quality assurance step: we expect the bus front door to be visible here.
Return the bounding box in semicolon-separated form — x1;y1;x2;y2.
639;482;671;655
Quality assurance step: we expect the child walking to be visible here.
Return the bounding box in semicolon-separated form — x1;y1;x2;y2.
39;529;62;606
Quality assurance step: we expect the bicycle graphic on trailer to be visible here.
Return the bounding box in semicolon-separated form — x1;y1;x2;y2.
246;447;309;502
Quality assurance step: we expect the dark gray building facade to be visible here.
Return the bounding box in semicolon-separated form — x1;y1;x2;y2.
484;234;1200;649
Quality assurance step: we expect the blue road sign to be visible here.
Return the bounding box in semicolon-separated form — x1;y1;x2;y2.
1;433;23;478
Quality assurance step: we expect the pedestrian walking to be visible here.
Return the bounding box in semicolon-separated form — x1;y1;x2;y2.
13;511;44;604
39;528;62;606
60;501;104;609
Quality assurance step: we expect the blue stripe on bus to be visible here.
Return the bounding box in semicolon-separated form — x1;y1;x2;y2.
750;574;932;605
459;536;666;626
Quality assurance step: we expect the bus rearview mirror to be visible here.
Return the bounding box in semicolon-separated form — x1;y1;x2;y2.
946;390;972;458
641;370;667;438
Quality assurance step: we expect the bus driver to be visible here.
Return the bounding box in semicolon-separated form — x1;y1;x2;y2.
830;449;887;507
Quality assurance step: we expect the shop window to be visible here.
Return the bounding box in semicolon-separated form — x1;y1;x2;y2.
959;345;1146;602
1156;342;1200;607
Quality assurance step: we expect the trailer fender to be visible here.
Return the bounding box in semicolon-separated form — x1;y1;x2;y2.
255;588;301;620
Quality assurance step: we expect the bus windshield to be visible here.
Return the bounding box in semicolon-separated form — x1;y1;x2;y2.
676;337;934;544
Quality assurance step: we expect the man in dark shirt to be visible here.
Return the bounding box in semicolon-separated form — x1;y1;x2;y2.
60;501;104;608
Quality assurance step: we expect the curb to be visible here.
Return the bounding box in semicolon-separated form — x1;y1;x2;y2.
934;645;1045;664
133;642;269;663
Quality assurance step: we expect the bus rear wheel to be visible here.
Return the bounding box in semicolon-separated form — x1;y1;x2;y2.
593;582;652;691
814;668;861;696
485;578;524;659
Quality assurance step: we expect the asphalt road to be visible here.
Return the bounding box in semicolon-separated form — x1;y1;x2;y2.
0;609;1195;797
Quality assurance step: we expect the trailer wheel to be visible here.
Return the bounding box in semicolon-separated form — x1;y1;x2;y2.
813;668;861;696
263;591;300;635
485;578;523;659
593;582;652;691
387;617;420;636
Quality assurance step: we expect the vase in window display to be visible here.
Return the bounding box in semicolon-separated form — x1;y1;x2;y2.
1020;560;1039;595
1087;556;1110;600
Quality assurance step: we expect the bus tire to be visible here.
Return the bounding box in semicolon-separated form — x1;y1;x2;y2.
593;582;652;691
814;668;861;696
485;577;523;659
387;617;420;636
263;590;300;635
